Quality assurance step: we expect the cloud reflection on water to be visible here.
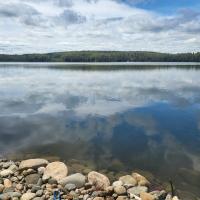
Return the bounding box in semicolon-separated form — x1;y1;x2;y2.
0;66;200;198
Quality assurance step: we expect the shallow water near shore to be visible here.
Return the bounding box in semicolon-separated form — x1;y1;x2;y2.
0;63;200;199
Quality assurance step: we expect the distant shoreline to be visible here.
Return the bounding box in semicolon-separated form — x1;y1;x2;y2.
0;51;200;63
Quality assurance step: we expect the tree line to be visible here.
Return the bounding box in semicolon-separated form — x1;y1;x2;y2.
0;51;200;62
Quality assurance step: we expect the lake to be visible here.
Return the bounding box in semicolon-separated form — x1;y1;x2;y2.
0;63;200;199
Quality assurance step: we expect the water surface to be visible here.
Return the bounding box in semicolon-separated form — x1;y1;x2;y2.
0;64;200;199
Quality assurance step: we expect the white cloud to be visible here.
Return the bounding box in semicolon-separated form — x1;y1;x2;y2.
0;0;200;53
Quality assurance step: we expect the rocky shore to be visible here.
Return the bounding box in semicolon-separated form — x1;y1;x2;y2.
0;158;179;200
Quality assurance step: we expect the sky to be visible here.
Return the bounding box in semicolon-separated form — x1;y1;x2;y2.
0;0;200;54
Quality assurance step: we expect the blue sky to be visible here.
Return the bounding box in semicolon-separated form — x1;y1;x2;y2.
0;0;200;54
134;0;200;13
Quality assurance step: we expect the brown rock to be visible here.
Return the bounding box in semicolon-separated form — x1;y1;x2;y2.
88;171;110;190
0;184;5;193
19;159;48;170
44;162;68;181
132;173;150;186
4;179;12;188
140;192;155;200
119;175;137;186
116;196;129;200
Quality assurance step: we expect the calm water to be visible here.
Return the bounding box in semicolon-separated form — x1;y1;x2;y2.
0;64;200;199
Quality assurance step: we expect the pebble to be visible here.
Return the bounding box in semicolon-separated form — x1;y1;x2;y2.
88;171;110;190
114;186;126;195
0;169;13;177
112;181;123;187
119;175;137;186
44;162;68;181
0;158;176;200
4;179;12;188
127;186;148;196
64;183;77;191
59;173;86;188
116;196;129;200
140;192;155;200
21;192;36;200
25;174;40;185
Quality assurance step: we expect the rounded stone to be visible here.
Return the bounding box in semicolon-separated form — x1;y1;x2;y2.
0;184;5;193
132;173;150;186
112;181;123;187
88;171;110;190
119;175;137;186
64;183;76;191
21;193;36;200
114;186;126;195
4;179;12;188
127;186;148;196
59;173;85;188
44;162;68;181
25;174;40;185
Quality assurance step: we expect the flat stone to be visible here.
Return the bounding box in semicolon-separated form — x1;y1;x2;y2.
88;171;110;190
19;159;48;170
21;193;36;200
127;186;148;196
25;174;41;185
59;173;85;188
119;175;137;186
44;162;68;181
114;186;126;195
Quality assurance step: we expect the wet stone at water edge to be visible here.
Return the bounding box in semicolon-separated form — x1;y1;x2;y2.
0;158;180;200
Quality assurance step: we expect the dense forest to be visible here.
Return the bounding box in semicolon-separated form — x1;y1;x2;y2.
0;51;200;62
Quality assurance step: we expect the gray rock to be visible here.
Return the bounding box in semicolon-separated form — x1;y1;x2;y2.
48;178;57;185
59;173;85;188
31;185;41;193
127;186;148;196
25;174;41;185
3;187;15;193
36;178;43;186
0;192;21;199
64;183;76;191
36;190;43;197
